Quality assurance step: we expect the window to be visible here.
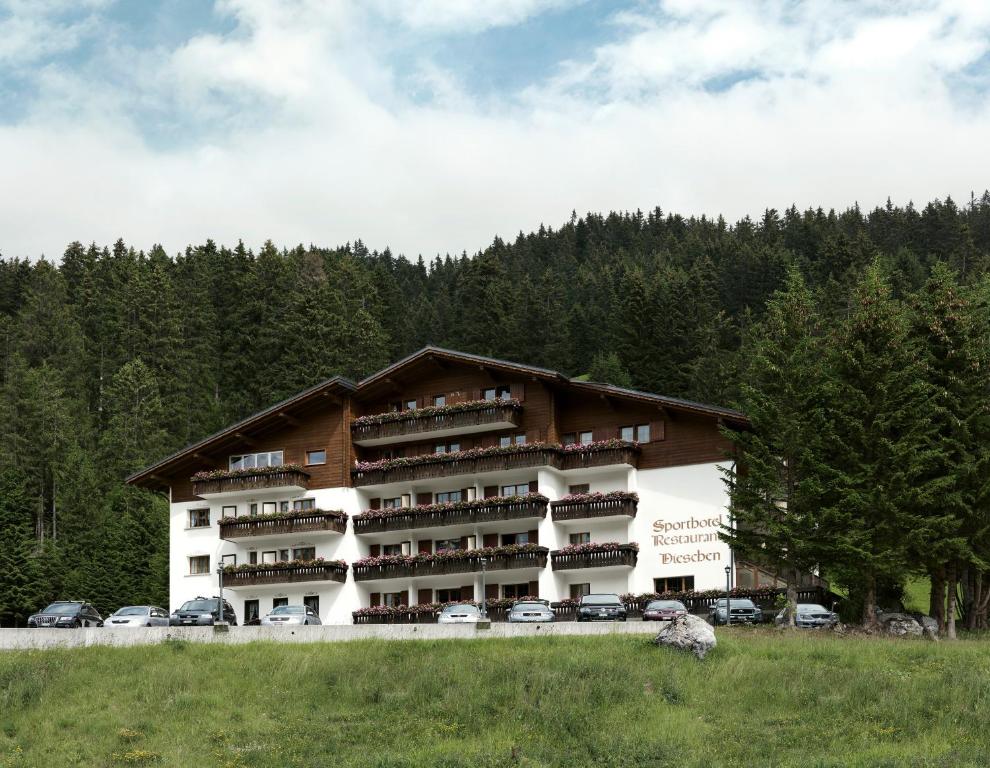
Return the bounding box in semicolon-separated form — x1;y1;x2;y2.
503;583;530;599
273;597;288;609
279;501;290;512
383;543;403;556
293;498;316;511
229;450;284;470
278;549;290;562
249;552;258;565
569;532;591;545
499;434;527;448
383;592;404;608
383;496;403;509
483;385;511;400
620;424;650;442
262;551;277;564
579;431;593;445
436;588;462;603
188;556;210;575
391;398;417;412
435;538;463;552
306;449;326;466
654;575;695;593
561;433;576;445
432;394;446;407
436;490;462;504
249;503;258;516
244;600;260;624
568;484;590;494
188;509;210;528
569;583;591;599
502;532;529;546
303;595;320;615
261;502;276;515
501;483;531;497
221;554;237;567
434;442;461;454
222;505;237;518
292;547;316;562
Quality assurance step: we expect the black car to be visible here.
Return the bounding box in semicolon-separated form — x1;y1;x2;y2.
576;593;627;622
27;601;103;628
169;596;237;626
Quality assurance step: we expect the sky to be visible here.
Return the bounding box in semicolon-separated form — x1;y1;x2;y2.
1;0;989;261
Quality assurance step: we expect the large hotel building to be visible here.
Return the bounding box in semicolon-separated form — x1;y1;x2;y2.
127;347;749;624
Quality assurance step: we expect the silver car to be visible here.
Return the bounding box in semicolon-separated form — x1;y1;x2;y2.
106;606;170;627
438;604;482;624
508;600;555;623
260;605;322;626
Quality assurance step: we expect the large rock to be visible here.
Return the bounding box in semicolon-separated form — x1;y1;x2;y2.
877;612;924;638
653;614;717;660
916;615;940;641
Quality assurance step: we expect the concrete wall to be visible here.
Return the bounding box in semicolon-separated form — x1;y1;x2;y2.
0;621;659;650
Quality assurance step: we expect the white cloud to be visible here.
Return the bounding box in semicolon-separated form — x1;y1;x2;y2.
1;0;989;261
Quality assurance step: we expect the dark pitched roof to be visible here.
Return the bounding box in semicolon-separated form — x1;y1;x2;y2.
126;346;748;488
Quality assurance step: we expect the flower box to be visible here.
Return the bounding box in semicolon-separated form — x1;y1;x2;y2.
352;443;559;486
352;494;548;533
351;544;548;581
352;399;522;445
221;558;347;587
550;491;638;522
549;542;639;570
191;465;309;497
219;509;347;539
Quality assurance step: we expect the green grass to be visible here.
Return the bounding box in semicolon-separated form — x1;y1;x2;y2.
2;631;989;767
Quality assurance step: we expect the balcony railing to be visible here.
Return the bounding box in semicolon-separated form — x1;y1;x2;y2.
550;494;638;522
220;510;347;540
192;466;310;497
558;445;640;471
352;401;521;446
352;546;549;581
352;446;559;486
550;544;639;570
353;495;547;534
223;560;347;587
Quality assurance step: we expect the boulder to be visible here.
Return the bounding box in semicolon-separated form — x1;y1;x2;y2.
877;612;924;638
916;615;940;641
654;614;717;660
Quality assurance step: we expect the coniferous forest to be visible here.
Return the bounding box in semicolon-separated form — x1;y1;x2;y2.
1;194;989;628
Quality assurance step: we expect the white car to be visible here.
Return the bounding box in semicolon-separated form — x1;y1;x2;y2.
437;604;482;624
260;605;322;626
105;606;170;627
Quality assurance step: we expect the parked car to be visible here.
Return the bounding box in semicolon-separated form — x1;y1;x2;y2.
508;600;555;623
774;603;838;628
260;605;322;626
576;593;627;622
642;599;688;621
438;604;482;624
709;598;763;625
169;596;237;626
106;606;170;627
27;601;103;628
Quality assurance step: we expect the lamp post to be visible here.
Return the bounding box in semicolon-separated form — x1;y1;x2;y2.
216;565;226;625
479;557;488;619
724;565;731;628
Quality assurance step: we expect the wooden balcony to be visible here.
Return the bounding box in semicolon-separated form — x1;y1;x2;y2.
192;467;310;498
558;445;640;471
223;561;347;588
353;497;548;534
220;510;347;540
352;402;522;447
550;495;638;522
352;547;549;581
352;447;558;487
550;545;638;570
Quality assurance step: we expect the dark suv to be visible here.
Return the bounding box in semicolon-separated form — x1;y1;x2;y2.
169;596;237;626
576;593;628;622
27;601;103;628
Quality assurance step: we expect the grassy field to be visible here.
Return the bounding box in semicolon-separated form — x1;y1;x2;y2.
1;631;988;768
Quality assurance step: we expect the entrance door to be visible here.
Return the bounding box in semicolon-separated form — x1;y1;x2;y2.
303;595;320;617
244;600;260;625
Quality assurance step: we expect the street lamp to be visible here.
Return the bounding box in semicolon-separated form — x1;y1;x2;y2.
479;557;488;619
216;565;226;625
724;565;731;628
